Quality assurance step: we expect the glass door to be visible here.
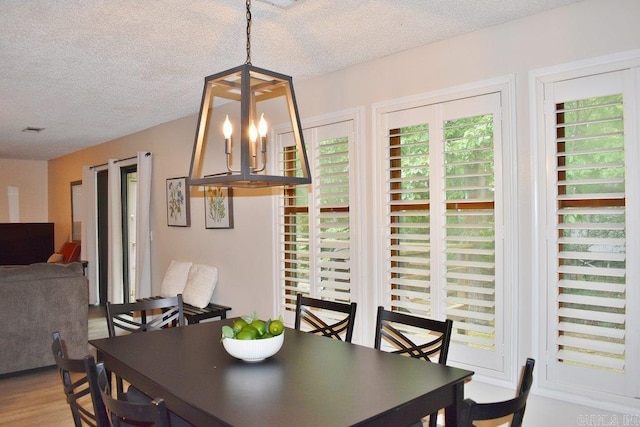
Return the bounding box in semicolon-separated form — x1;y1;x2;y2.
121;166;137;302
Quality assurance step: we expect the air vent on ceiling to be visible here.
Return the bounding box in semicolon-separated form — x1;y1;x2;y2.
22;127;45;133
255;0;306;9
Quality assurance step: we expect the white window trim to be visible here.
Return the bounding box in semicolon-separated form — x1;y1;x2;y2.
530;49;640;413
372;75;518;384
271;107;367;343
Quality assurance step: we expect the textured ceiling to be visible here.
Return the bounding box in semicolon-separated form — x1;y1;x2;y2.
0;0;584;160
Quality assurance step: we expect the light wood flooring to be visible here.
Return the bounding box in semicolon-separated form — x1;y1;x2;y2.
0;306;109;427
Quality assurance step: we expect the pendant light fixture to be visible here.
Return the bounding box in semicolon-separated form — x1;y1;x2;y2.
188;0;311;188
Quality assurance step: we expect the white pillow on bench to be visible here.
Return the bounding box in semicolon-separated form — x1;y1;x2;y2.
182;264;218;308
160;260;192;297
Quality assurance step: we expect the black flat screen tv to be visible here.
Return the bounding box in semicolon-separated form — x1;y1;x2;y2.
0;222;54;265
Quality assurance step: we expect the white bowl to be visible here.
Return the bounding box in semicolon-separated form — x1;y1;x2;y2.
222;333;284;362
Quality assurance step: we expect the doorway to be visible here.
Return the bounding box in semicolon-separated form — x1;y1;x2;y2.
97;170;108;304
96;165;138;304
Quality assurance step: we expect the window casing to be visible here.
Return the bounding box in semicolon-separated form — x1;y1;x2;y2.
537;65;640;404
276;119;357;329
376;82;515;376
273;81;515;376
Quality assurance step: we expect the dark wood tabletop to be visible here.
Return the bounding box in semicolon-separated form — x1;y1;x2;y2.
90;320;473;426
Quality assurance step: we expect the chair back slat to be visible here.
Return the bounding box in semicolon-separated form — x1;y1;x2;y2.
298;307;350;338
379;322;447;361
460;358;536;427
294;294;357;343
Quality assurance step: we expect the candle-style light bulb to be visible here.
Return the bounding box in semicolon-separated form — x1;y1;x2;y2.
258;113;268;156
223;115;233;155
223;115;233;139
249;120;258;170
249;121;258;143
258;113;268;138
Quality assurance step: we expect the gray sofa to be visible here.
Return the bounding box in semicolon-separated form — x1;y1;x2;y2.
0;262;88;375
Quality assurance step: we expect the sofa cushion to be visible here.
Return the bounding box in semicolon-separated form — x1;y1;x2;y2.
182;264;218;308
160;260;192;297
0;262;84;282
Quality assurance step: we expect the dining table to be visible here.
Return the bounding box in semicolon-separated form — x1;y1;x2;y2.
90;319;473;426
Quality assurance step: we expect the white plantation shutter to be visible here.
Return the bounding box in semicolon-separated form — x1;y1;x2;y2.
442;108;500;369
278;120;355;326
387;121;432;316
541;69;640;397
380;91;507;372
316;135;351;302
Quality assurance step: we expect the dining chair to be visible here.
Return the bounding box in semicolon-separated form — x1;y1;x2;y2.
373;306;453;427
92;363;171;427
460;358;535;427
105;294;186;336
105;294;186;394
51;332;109;427
294;293;358;342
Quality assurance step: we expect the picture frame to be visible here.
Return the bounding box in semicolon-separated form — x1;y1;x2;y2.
204;186;234;229
166;177;190;227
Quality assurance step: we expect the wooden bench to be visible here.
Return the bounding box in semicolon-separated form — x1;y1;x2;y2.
139;296;231;325
182;301;232;324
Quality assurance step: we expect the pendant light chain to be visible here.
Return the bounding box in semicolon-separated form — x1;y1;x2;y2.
245;0;252;65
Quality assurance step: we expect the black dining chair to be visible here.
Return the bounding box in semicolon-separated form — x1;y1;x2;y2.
105;294;186;394
373;306;453;427
460;358;535;427
51;332;109;427
294;293;358;342
90;363;171;427
374;306;453;363
105;294;186;336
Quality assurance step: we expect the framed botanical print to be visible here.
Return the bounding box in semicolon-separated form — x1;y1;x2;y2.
166;177;190;227
204;186;233;229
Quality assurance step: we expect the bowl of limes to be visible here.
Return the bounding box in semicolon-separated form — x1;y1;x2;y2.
221;313;285;362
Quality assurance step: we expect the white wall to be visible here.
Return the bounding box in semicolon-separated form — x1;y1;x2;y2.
46;0;640;424
0;158;48;223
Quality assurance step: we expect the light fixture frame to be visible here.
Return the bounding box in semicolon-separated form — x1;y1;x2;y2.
188;63;311;188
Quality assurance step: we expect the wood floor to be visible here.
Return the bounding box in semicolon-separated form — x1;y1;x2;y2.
0;306;109;427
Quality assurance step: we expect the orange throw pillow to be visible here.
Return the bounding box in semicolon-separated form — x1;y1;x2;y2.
59;242;81;263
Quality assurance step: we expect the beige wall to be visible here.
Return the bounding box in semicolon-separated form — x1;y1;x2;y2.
48;113;279;318
45;0;640;422
0;158;48;223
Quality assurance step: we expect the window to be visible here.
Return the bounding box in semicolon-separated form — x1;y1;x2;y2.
276;119;358;328
376;81;515;376
537;66;640;402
